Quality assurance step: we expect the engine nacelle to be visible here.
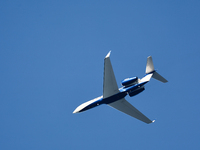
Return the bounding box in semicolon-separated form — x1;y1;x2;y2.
129;87;145;97
121;77;138;87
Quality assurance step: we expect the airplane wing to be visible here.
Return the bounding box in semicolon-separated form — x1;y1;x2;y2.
108;98;154;124
103;51;119;98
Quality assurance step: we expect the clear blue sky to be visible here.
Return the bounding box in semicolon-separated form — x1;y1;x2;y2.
1;1;200;149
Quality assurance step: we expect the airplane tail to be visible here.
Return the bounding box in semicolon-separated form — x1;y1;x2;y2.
145;56;168;83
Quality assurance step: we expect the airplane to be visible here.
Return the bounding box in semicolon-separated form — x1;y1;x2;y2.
73;51;168;124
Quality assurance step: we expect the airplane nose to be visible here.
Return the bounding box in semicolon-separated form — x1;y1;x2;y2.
73;108;80;114
73;96;103;114
73;110;77;114
73;103;86;113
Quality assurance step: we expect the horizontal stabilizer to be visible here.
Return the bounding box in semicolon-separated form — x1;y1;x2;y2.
152;71;168;83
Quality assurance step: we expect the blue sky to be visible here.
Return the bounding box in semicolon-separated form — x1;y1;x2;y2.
1;1;200;149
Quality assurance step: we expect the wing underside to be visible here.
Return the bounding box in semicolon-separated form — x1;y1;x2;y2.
103;51;119;98
108;98;153;124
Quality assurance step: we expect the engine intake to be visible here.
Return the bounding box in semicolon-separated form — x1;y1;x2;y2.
121;77;138;87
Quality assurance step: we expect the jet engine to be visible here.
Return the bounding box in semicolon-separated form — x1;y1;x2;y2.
128;87;145;97
121;77;138;87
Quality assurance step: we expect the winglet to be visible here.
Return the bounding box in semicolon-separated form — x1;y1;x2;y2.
105;51;111;58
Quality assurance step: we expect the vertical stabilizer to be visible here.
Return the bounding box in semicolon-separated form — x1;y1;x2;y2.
145;56;154;74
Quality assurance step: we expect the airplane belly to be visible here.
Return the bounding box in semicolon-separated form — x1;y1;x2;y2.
102;92;127;104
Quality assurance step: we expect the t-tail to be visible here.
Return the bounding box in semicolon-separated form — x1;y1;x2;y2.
145;56;168;83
